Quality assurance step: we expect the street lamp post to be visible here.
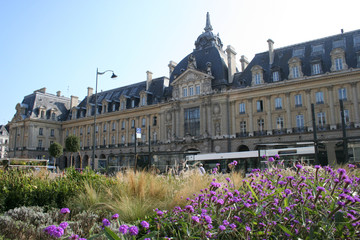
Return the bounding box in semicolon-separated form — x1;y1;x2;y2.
91;68;117;170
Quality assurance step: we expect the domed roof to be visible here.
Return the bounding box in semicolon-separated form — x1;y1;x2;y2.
194;12;223;51
168;13;228;91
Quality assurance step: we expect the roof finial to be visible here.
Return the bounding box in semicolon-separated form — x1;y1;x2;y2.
204;12;213;32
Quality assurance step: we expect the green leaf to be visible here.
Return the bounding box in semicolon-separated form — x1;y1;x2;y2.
284;196;289;207
278;224;294;237
259;187;284;203
245;208;256;216
103;226;121;240
245;181;259;202
139;231;158;240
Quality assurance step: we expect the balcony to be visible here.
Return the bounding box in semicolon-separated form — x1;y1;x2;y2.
84;146;90;150
36;147;45;151
236;132;248;138
254;131;267;136
273;129;286;135
293;127;306;133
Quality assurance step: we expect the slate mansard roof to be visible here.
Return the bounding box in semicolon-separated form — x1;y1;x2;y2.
233;29;360;88
14;89;70;121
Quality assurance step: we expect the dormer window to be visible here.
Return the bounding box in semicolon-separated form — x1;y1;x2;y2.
51;112;56;120
251;65;264;85
112;104;116;112
312;62;322;75
120;102;125;110
330;48;348;72
40;110;45;119
131;100;135;108
141;96;146;106
272;71;280;82
288;57;303;79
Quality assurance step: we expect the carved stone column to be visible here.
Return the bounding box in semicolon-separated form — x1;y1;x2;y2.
125;118;129;145
351;82;360;127
328;86;336;130
266;96;272;135
285;93;292;133
207;101;212;136
248;99;254;136
306;90;313;131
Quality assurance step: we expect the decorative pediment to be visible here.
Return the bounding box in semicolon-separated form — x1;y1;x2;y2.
171;68;213;86
171;68;213;100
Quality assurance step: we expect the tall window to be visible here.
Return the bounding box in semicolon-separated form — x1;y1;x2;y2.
121;135;125;144
103;123;107;132
335;57;343;71
87;126;90;134
39;128;43;136
292;66;299;78
275;98;282;109
317;112;326;128
312;63;321;75
112;122;116;131
79;128;83;135
189;86;194;96
142;118;146;127
183;87;188;97
276;117;284;129
272;71;280;82
295;94;302;107
122;120;125;129
338;88;347;100
131;134;135;143
296;115;304;128
50;129;55;137
239;103;246;114
316;92;324;104
51;113;56;120
254;73;261;85
195;85;200;95
184;107;200;136
153;116;157;126
240;121;246;133
38;139;43;148
111;135;115;145
131;120;135;128
256;100;263;112
95;125;99;133
257;119;265;131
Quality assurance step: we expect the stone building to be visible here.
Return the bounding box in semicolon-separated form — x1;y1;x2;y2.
8;13;360;171
0;125;9;159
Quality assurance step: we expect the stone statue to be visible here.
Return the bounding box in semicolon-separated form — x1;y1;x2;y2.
187;54;197;69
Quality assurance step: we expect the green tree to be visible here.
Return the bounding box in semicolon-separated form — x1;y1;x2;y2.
65;135;80;168
49;142;63;169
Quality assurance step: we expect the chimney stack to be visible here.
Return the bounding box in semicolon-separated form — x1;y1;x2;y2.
70;95;79;108
56;91;61;97
146;71;153;91
87;87;93;104
240;55;249;72
267;39;275;65
168;61;177;77
226;45;237;84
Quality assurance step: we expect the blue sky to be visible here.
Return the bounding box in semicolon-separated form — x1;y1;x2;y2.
1;0;359;125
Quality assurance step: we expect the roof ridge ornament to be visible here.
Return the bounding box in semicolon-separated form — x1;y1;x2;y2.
204;12;213;32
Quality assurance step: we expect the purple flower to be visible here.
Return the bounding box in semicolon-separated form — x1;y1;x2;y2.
268;157;275;162
191;216;200;223
119;225;129;234
60;208;70;214
296;164;303;169
128;226;139;236
275;154;280;159
284;189;292;195
348;164;356;168
102;218;111;227
59;221;68;229
314;165;321;169
111;214;119;219
141;221;149;229
278;180;286;185
226;177;231;182
316;186;326;192
156;210;164;216
337;168;346;176
216;163;220;166
204;215;212;224
262;155;266;159
229;223;237;229
223;220;229;225
219;225;226;231
232;160;238;166
69;234;79;239
184;205;194;213
245;226;251;232
217;199;224;205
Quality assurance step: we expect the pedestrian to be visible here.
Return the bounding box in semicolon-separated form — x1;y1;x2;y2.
198;163;206;175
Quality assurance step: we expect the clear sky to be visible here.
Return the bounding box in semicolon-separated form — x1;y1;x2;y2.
1;0;359;125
